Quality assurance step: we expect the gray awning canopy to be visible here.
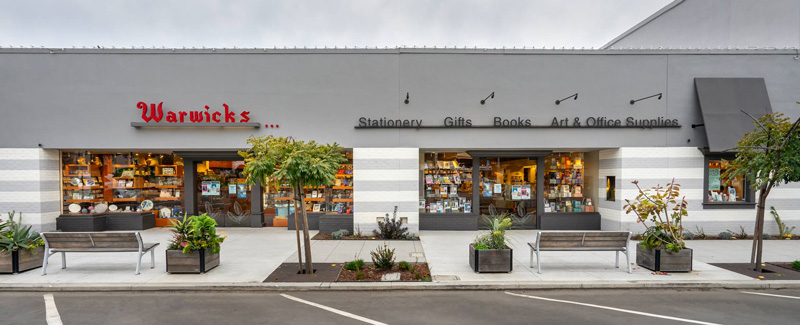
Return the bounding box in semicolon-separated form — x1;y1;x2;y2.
695;78;773;153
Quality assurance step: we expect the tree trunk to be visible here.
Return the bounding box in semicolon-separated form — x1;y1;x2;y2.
298;180;314;274
293;195;303;273
752;190;768;272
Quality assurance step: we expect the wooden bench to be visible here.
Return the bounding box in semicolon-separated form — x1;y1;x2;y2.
528;231;631;274
40;232;160;275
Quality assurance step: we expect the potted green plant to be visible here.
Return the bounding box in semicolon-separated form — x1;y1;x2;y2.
0;211;45;274
624;179;692;272
166;213;226;274
470;208;514;273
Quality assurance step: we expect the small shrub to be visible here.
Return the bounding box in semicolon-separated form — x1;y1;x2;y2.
718;231;734;240
345;259;365;271
683;231;695;240
331;229;350;239
792;260;800;271
354;224;363;237
762;233;772;240
398;261;410;271
373;206;409;239
355;270;365;279
694;226;707;239
473;243;488;250
370;244;395;270
771;206;796;239
726;226;747;239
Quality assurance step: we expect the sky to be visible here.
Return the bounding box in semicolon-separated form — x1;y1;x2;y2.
0;0;673;49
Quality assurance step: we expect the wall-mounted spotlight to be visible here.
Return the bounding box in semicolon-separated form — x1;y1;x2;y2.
630;93;662;105
555;93;578;105
480;92;495;105
404;92;410;104
691;123;705;128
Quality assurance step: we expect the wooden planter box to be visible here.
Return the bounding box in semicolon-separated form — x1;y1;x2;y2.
636;243;693;272
166;249;220;274
469;244;513;273
0;246;45;274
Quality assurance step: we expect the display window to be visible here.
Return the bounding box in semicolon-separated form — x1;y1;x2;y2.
421;152;473;214
61;152;185;219
262;150;354;219
544;152;594;212
478;157;535;216
706;159;748;203
196;160;252;227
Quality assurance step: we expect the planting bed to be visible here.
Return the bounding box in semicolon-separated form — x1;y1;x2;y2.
338;262;431;282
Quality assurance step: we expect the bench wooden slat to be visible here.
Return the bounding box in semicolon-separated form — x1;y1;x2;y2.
51;243;159;253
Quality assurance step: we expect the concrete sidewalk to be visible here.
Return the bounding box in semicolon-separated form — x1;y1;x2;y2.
0;227;798;290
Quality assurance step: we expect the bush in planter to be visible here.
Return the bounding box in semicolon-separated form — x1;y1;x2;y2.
166;214;226;273
470;212;514;273
0;211;45;274
374;206;409;239
624;179;693;272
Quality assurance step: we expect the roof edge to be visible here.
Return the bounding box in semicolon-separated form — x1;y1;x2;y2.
600;0;685;50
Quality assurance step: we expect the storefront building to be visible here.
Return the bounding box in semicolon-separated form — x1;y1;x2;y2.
2;2;799;235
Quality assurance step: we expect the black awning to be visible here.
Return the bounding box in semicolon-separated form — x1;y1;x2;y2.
695;78;773;152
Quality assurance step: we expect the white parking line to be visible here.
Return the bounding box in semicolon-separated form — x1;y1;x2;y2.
505;292;720;325
43;294;63;325
280;294;388;325
741;291;800;300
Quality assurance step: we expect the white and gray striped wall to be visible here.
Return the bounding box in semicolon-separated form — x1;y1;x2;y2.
353;148;419;234
597;147;800;236
0;149;61;232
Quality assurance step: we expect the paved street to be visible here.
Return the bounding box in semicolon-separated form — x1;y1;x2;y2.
3;289;800;325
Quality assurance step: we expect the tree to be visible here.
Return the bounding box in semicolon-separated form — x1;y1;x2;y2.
239;136;346;274
723;111;800;272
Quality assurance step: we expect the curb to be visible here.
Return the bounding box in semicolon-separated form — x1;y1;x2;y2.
2;280;799;292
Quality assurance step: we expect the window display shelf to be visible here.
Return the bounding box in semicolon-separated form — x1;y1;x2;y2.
332;186;353;190
335;174;353;178
65;199;102;203
109;198;140;202
153;197;181;201
332;198;353;202
153;185;182;189
304;198;325;201
63;186;103;190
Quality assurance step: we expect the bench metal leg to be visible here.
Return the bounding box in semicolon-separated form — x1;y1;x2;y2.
61;252;66;269
625;250;631;274
150;249;155;269
41;252;51;276
616;251;620;268
529;247;534;268
136;252;143;275
536;250;541;274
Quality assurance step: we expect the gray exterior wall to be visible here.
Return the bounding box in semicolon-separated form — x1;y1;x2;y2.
1;48;798;151
605;0;800;49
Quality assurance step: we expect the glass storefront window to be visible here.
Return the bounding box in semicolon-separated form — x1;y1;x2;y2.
478;157;536;217
196;160;251;226
707;159;746;203
544;153;591;213
421;152;473;214
61;152;185;218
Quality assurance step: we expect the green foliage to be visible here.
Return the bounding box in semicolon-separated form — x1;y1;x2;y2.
370;244;395;270
167;213;226;254
473;211;513;250
0;211;43;252
624;179;687;253
331;229;350;239
239;135;346;189
718;231;734;240
345;259;365;271
683;231;695;240
792;260;800;271
770;206;796;239
374;206;409;239
722;112;800;192
398;261;410;271
355;270;365;280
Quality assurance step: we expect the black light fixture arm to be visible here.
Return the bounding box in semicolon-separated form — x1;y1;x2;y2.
555;93;578;105
404;92;410;104
480;92;495;105
630;92;663;105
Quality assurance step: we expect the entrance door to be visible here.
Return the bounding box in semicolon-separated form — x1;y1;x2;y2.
196;160;252;227
477;156;537;228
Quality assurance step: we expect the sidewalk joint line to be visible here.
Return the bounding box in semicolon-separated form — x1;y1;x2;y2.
280;294;388;325
504;291;721;325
